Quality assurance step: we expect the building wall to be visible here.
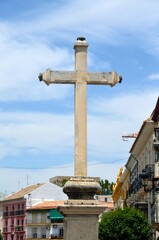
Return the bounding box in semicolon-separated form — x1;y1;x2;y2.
2;199;26;240
25;183;67;208
112;168;130;209
26;210;63;239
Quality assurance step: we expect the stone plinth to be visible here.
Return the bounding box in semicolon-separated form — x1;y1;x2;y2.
59;177;104;240
63;177;101;200
58;204;106;240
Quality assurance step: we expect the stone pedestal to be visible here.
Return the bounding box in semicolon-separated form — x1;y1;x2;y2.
58;177;106;240
58;204;105;240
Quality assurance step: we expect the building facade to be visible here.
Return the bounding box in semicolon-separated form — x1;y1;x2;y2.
1;183;67;240
26;201;64;239
113;97;159;239
112;167;130;209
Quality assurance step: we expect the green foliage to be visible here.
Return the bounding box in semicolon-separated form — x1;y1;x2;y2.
99;179;114;195
0;232;3;240
99;207;151;240
61;178;68;187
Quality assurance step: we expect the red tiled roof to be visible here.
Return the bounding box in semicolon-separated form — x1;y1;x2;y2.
27;200;64;210
27;200;113;210
4;184;44;201
99;201;114;210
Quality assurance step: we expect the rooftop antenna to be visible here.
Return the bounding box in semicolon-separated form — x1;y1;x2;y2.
27;174;29;186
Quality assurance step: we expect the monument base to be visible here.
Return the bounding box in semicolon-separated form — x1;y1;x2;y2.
63;177;101;200
58;204;106;240
59;177;105;240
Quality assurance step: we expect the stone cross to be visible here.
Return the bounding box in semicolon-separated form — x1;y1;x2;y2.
39;37;122;178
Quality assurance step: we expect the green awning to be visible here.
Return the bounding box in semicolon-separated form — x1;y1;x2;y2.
50;209;64;220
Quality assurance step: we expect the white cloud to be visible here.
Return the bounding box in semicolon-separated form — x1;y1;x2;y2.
0;112;74;159
1;0;159;194
0;0;159;101
0;90;158;163
0;161;121;194
0;33;74;100
147;73;159;81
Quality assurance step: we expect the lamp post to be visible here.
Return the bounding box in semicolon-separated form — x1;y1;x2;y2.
140;164;159;193
140;164;159;240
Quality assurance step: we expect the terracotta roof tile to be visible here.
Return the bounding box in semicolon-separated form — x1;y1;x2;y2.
27;200;113;210
4;184;44;201
27;200;64;210
99;201;114;210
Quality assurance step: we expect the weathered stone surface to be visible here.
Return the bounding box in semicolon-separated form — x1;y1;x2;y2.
58;204;106;240
63;177;101;200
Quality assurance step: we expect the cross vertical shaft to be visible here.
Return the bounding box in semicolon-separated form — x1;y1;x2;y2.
74;39;88;177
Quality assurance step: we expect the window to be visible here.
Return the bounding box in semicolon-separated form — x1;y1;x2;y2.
32;228;37;238
41;212;46;223
41;227;46;238
32;213;37;223
105;198;107;202
155;152;159;162
154;128;159;141
59;228;64;237
18;204;20;210
12;205;14;210
21;204;24;209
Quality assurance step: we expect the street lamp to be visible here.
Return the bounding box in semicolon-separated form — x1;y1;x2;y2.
140;164;159;192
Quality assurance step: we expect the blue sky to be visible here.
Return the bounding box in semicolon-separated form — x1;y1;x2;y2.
0;0;159;194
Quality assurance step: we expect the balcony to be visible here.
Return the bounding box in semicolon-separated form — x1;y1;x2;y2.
3;227;8;233
15;225;24;232
15;209;25;216
129;177;142;195
153;128;159;151
10;211;15;216
153;141;159;151
3;212;9;218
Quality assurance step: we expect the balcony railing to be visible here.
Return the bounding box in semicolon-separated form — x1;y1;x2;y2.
10;211;15;216
3;212;8;218
153;128;159;151
3;227;8;233
15;210;25;216
129;177;142;195
15;225;24;232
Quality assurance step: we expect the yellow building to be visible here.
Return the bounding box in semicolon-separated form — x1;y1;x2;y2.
112;167;130;209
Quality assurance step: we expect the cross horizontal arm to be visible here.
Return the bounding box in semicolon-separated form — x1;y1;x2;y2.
39;69;76;85
39;68;122;87
88;72;122;87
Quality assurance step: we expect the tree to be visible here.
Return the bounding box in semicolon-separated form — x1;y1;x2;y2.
99;179;114;195
99;207;151;240
0;232;3;240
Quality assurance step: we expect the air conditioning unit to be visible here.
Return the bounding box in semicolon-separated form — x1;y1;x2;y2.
154;162;159;179
46;226;50;230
